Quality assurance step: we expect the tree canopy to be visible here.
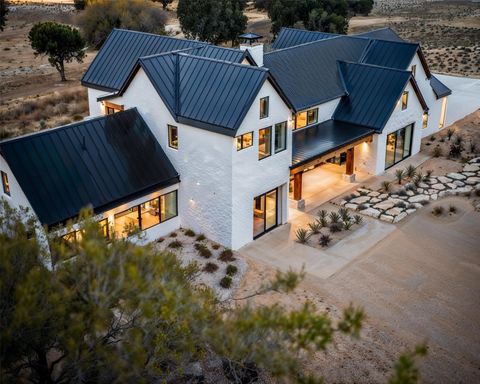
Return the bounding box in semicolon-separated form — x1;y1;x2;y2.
28;22;85;81
177;0;247;45
0;0;8;31
77;0;167;50
267;0;374;36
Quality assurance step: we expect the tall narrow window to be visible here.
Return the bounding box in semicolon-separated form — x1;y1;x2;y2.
307;108;318;125
236;132;253;151
411;65;417;78
161;190;178;222
422;112;429;129
168;125;178;149
1;171;10;196
439;98;448;129
274;121;287;153
258;126;272;160
260;97;269;119
402;91;409;110
140;198;161;230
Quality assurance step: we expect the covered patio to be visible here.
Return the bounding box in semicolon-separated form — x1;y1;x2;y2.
291;119;374;209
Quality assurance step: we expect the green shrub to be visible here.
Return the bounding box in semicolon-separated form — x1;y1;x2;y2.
295;228;311;244
157;237;164;243
319;234;332;247
219;275;232;289
196;234;206;241
184;229;195;237
449;205;457;213
307;221;322;234
212;244;220;250
226;264;238;276
381;180;392;193
353;214;363;225
203;262;219;273
168;240;183;249
405;164;416;178
329;222;342;233
432;206;444;216
432;146;443;158
343;220;353;230
219;249;235;262
338;207;351;222
195;243;212;258
395;169;405;185
446;127;455;140
328;212;341;224
317;209;328;219
170;232;178;238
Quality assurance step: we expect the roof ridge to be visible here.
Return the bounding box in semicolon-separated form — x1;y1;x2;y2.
176;52;269;72
265;34;347;55
338;60;412;74
112;28;208;46
0;109;137;145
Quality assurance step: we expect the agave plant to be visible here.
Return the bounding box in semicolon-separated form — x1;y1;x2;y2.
395;169;405;185
308;221;322;234
319;217;329;228
329;211;341;224
295;228;311;244
381;180;392;193
353;214;363;225
317;209;328;219
319;234;332;247
329;222;343;233
405;164;416;179
338;207;351;222
343;220;353;230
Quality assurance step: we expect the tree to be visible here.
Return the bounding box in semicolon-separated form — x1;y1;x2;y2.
177;0;247;45
73;0;87;10
0;0;8;31
77;0;167;49
28;22;85;81
152;0;173;10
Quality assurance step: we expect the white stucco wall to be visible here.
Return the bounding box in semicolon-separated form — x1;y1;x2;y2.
87;88;112;117
231;80;292;249
295;98;341;127
355;81;424;175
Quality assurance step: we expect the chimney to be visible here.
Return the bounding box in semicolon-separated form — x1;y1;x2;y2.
240;43;264;67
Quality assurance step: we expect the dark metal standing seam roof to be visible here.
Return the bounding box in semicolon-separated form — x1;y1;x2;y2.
355;28;405;42
271;28;338;50
264;36;370;111
360;39;419;70
81;29;249;92
333;61;412;132
292;119;374;167
139;53;270;136
430;75;452;99
0;109;180;227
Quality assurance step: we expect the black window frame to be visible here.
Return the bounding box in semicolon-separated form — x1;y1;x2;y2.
274;121;287;153
168;124;178;149
258;126;272;160
236;132;254;151
307;108;318;125
295;107;318;129
1;171;10;196
259;96;269;119
385;123;414;170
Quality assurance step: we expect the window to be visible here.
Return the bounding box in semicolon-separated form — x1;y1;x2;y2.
260;97;269;119
104;101;123;115
114;207;140;238
274;121;287;153
402;91;409;110
411;65;416;78
160;190;177;222
385;124;413;169
168;125;178;149
140;198;160;230
258;126;272;160
98;218;110;240
1;171;10;196
439;98;448;129
236;132;253;151
422;112;429;129
295;108;318;129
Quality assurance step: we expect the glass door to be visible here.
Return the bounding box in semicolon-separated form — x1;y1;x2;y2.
253;188;278;238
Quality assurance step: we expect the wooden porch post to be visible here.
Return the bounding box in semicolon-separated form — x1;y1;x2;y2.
293;172;303;201
346;148;354;175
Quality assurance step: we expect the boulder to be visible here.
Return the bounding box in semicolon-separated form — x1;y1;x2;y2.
437;176;451;184
465;177;480;185
380;214;394;223
362;208;381;218
374;201;395;210
340;200;347;206
351;196;371;204
409;195;430;203
432;183;446;190
447;172;466;180
393;212;408;223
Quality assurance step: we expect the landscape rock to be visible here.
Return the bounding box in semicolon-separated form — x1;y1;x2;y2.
409;195;430;203
385;207;404;216
406;190;415;196
357;188;371;194
345;203;358;210
370;197;381;203
463;164;479;172
469;157;480;163
419;182;429;188
432;183;446;190
362;208;381;218
446;183;457;189
453;180;465;187
406;209;416;214
351;196;371;204
465;177;480;185
378;194;388;199
368;191;380;197
393;212;408;223
455;186;473;194
431;194;438;200
447;172;466;180
380;214;394;223
437;176;451;184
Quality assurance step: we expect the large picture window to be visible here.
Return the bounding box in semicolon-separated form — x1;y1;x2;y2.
114;207;140;238
258;126;272;160
295;108;318;129
385;124;414;169
274;121;287;153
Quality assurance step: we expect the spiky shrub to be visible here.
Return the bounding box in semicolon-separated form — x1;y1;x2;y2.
219;275;232;289
184;229;195;237
454;134;464;146
446;127;455;141
432;146;443;158
226;264;238;276
381;180;392;193
449;205;457;214
413;172;424;186
432;206;444;216
359;190;368;196
195;243;212;258
426;169;434;179
469;141;477;154
169;232;178;238
319;234;332;247
295;228;311;244
343;220;353;230
329;222;343;233
196;234;206;241
319;217;329;228
395;169;405;185
317;209;328;220
219;249;235;262
329;212;341;224
203;262;219;273
168;240;183;249
405;164;416;179
338;207;351;223
353;214;363;225
449;143;463;158
308;221;322;234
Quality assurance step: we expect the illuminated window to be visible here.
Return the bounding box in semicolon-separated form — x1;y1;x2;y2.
114;207;140;238
260;97;269;119
274;121;287;153
160;191;177;222
236;132;253;151
140;198;160;230
258;126;272;160
411;65;416;78
98;218;110;240
104;102;123;115
439;98;447;129
295;108;318;129
402;91;409;110
1;171;10;196
422;112;429;129
168;125;178;149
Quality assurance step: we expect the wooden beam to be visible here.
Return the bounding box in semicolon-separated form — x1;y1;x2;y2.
346;147;354;175
293;172;303;201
